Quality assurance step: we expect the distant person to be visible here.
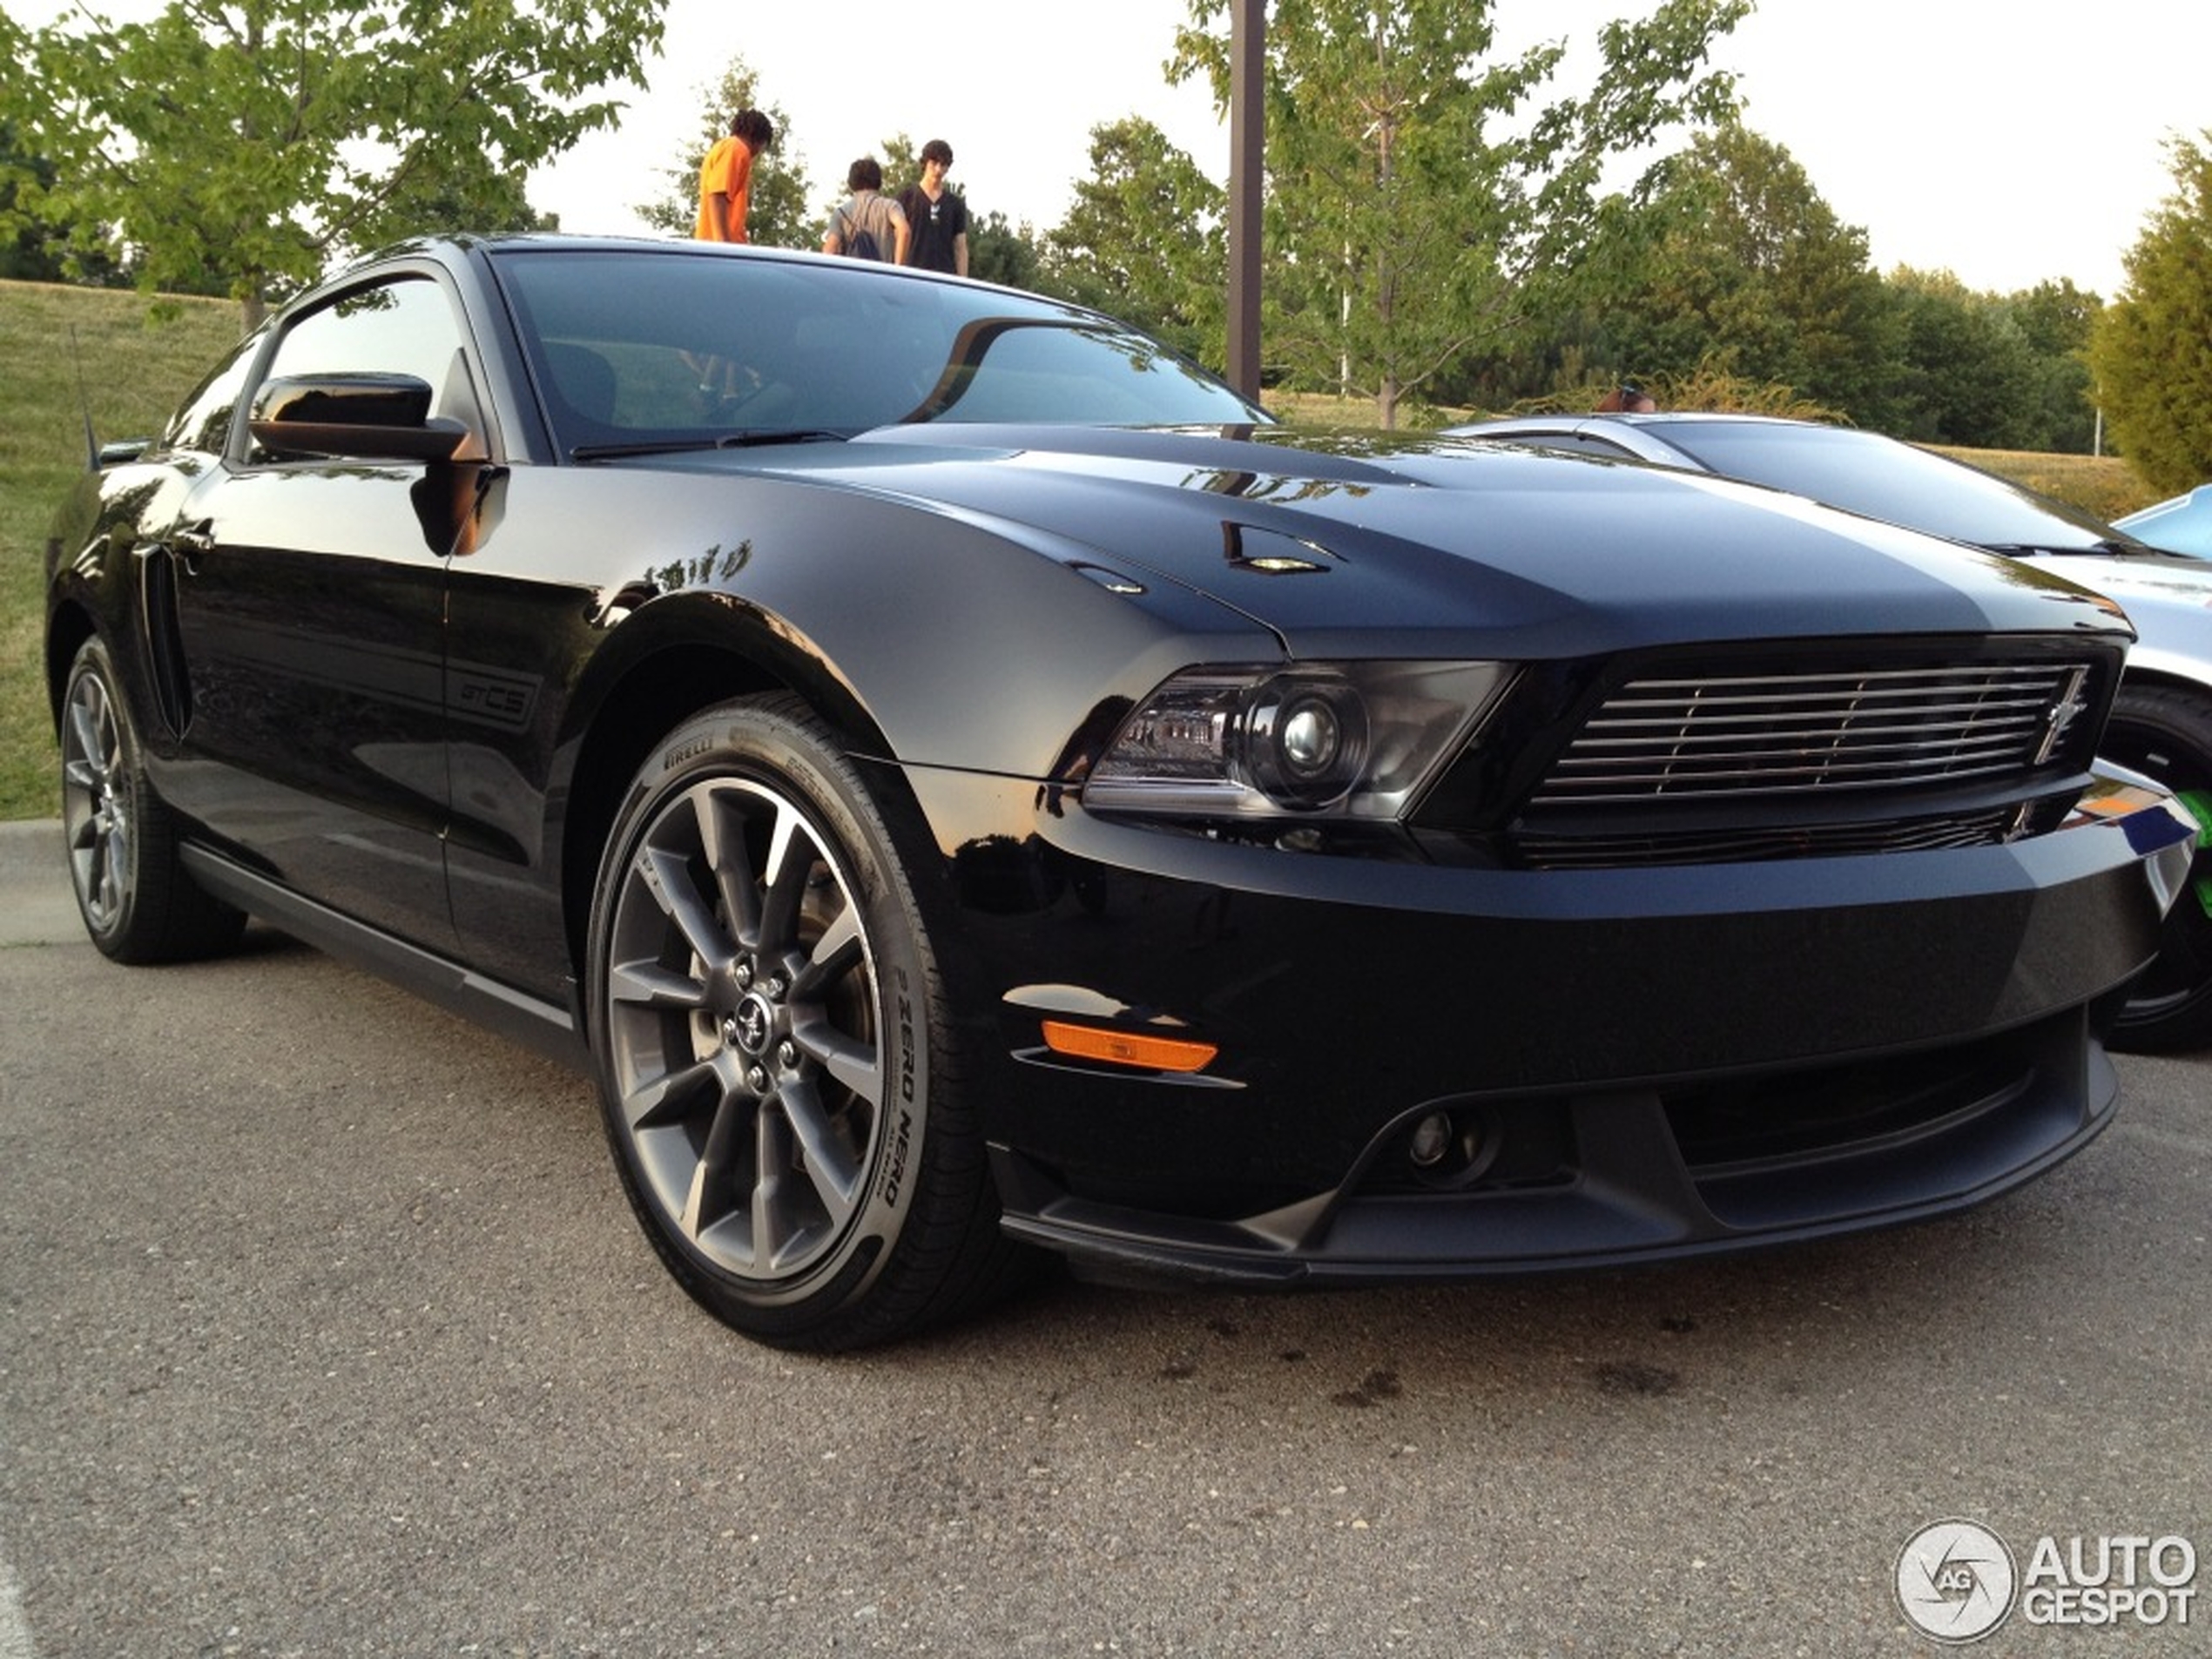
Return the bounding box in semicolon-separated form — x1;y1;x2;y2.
897;138;969;276
1595;381;1656;413
823;158;911;264
695;110;776;243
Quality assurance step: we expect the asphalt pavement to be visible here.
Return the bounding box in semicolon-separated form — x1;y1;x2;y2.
2;819;2208;1657
0;821;78;948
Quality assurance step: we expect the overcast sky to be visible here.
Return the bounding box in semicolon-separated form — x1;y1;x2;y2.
15;0;2206;298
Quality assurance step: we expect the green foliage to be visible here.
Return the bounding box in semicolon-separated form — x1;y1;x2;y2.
1041;117;1226;367
1496;128;2103;454
968;212;1044;292
1566;125;1896;421
0;119;85;284
2002;279;2102;455
1167;0;1748;427
1878;268;2054;449
875;135;925;207
2088;130;2212;494
636;57;813;248
1;0;664;327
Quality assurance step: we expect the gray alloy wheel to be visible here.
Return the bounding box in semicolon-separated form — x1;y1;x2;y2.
59;637;244;963
588;694;1013;1349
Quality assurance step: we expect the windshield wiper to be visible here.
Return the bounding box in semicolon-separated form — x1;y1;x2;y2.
713;428;851;448
1980;542;2129;559
570;429;850;461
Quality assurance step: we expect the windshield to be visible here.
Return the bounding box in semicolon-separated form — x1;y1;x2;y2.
1654;421;2128;553
489;246;1264;454
2120;493;2212;559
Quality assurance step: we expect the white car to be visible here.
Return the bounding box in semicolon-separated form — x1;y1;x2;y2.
1452;412;2212;1052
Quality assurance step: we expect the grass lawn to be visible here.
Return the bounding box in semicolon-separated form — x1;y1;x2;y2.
0;281;243;819
0;280;2167;822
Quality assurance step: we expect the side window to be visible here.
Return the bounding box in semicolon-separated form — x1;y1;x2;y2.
162;327;263;455
247;275;468;463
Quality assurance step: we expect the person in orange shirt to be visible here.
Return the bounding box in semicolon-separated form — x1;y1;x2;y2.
694;111;777;242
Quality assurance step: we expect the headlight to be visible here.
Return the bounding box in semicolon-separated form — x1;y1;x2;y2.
1082;661;1510;820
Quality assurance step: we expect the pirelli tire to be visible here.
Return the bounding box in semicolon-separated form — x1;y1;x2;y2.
584;692;1020;1350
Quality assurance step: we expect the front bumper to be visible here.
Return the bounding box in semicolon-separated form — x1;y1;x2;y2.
904;767;2195;1285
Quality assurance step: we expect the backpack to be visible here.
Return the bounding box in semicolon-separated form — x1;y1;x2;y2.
837;195;894;262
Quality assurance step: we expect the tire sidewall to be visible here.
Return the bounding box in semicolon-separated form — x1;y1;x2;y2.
62;637;146;955
585;698;934;1333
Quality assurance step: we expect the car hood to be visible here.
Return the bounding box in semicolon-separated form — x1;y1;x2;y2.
664;423;2127;658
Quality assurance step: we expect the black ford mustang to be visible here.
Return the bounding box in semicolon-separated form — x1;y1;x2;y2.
44;235;2196;1350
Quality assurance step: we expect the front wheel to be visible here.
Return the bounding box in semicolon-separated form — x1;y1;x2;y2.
585;694;1016;1350
2101;683;2212;1052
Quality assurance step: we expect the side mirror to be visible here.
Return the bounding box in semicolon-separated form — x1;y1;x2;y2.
248;373;475;462
97;439;152;469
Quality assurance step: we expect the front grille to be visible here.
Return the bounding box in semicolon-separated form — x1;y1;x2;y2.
1480;648;2111;872
1531;662;2090;806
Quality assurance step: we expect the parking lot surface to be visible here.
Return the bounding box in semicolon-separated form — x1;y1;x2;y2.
2;821;2207;1656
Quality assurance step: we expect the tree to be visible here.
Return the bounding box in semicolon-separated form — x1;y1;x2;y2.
1170;0;1749;427
2088;131;2212;492
0;119;72;283
1042;118;1227;368
1580;125;1898;421
1877;269;2048;448
639;58;813;248
874;135;925;205
2003;279;2101;455
968;212;1045;292
0;0;663;328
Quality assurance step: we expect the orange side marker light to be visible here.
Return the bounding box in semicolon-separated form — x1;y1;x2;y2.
1040;1020;1218;1075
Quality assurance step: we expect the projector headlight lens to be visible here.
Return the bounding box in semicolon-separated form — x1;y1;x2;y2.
1083;661;1509;820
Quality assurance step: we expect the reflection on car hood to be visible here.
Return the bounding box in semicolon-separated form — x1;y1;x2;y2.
712;422;2124;655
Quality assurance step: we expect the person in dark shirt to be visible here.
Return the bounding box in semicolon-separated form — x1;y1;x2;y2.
897;138;969;277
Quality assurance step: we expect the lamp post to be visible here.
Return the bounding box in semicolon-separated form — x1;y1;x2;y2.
1227;0;1264;401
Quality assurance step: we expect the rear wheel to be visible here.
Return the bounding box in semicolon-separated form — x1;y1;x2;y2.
59;637;245;963
586;694;1016;1350
2101;683;2212;1052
